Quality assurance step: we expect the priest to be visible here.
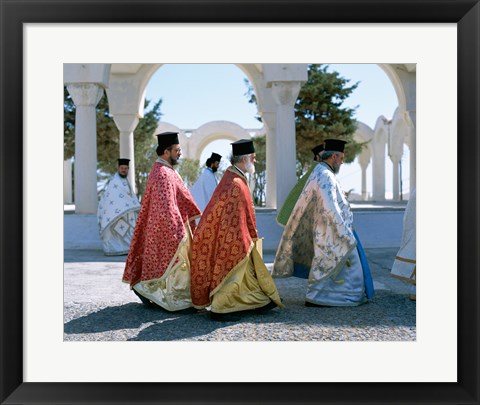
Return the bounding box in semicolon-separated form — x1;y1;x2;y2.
273;139;372;307
190;152;222;212
97;158;140;256
190;139;283;321
122;132;201;311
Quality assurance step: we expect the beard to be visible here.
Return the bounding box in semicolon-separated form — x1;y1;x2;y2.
118;173;127;178
211;166;218;173
332;162;341;174
169;156;179;166
245;159;256;175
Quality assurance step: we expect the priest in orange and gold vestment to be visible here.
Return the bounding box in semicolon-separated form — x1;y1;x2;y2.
190;139;283;321
122;132;201;312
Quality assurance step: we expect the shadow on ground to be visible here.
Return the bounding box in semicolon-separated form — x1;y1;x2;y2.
64;290;415;341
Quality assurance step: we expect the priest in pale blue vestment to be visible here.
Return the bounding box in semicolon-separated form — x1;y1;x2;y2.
273;139;374;307
190;152;222;212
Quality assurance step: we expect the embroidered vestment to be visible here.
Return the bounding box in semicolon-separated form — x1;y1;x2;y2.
190;166;283;312
97;173;140;256
122;160;200;311
273;162;368;306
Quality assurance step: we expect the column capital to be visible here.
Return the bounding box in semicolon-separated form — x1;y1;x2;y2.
404;110;416;129
66;83;104;108
259;111;276;132
270;81;302;106
113;113;140;133
389;154;402;164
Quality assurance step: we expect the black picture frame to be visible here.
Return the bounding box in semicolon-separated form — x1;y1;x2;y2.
1;1;479;404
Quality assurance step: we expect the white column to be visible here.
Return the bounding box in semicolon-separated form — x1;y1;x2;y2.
63;158;73;204
358;151;370;201
391;156;401;201
361;168;368;200
270;81;302;209
372;144;385;201
372;138;386;201
66;83;104;214
406;110;416;193
113;114;139;192
261;112;277;208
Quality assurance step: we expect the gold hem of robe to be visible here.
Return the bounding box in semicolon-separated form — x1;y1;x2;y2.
210;239;284;314
131;221;194;311
390;256;416;285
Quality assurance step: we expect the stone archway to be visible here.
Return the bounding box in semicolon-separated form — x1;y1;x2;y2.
154;120;262;162
188;121;254;161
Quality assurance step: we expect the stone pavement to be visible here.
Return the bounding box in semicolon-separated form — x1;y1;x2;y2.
64;247;415;342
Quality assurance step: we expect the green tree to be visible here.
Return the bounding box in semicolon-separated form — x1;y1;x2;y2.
64;86;163;200
295;64;364;174
64;86;76;160
131;99;163;198
252;135;266;206
177;158;201;188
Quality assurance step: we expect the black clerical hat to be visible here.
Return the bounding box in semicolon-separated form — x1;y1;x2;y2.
117;158;130;166
156;131;179;147
231;139;255;156
324;139;347;153
311;144;324;157
210;152;222;162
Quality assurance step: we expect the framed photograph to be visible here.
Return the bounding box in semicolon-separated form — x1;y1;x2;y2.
1;0;478;404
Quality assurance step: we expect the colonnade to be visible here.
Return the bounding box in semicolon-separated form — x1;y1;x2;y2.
63;63;416;212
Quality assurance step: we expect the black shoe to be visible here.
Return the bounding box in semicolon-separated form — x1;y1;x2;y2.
133;290;156;307
305;301;329;308
256;300;278;314
210;311;241;322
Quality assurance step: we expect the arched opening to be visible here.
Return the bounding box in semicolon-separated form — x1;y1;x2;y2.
143;63;265;201
325;64;402;201
198;138;233;173
144;64;262;130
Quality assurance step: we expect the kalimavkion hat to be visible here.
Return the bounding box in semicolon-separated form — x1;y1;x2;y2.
311;144;324;157
210;152;222;162
156;131;179;147
231;139;255;156
117;158;130;166
324;139;347;153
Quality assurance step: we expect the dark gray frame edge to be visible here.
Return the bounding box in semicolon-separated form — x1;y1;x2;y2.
0;0;478;404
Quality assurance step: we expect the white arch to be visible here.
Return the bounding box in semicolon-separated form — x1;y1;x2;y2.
192;121;252;161
353;122;374;200
155;120;257;161
389;108;411;200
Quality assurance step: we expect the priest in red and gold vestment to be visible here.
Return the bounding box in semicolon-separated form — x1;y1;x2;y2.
190;139;283;321
122;132;201;312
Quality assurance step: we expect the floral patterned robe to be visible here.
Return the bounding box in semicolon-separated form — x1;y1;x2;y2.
97;172;140;256
273;162;367;306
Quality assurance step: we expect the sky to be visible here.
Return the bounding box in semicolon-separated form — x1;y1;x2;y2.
144;63;409;199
